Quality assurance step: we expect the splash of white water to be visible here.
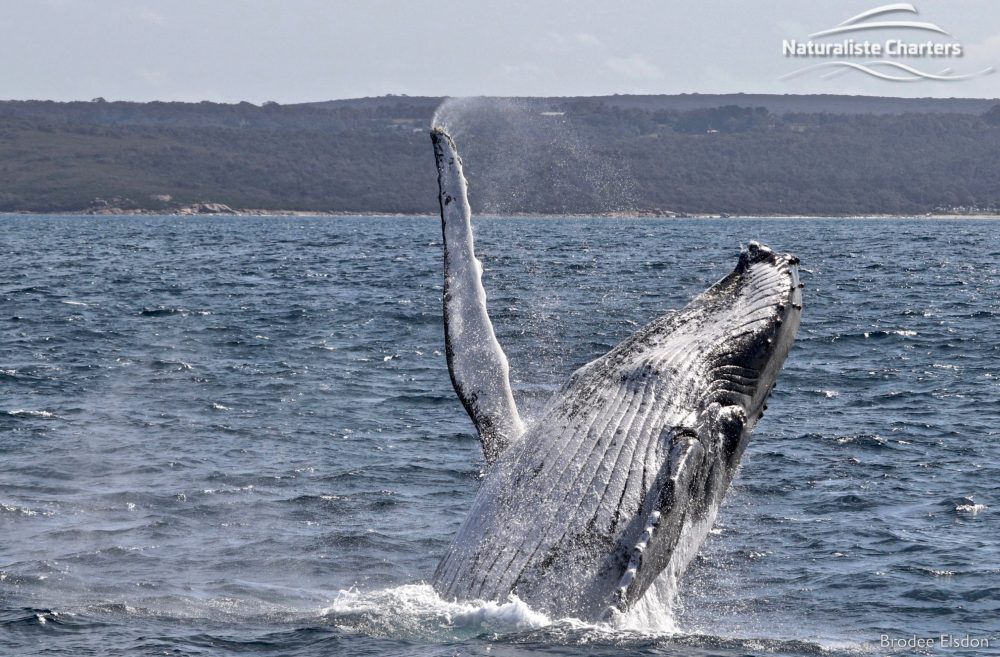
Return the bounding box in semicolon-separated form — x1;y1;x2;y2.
428;96;636;215
322;583;684;641
431;96;518;135
323;584;553;639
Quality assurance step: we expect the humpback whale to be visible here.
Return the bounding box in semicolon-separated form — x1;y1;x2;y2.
429;127;802;620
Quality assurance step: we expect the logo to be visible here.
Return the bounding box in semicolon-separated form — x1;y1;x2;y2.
781;3;994;82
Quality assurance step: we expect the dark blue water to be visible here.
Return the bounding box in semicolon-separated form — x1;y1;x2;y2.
1;215;997;656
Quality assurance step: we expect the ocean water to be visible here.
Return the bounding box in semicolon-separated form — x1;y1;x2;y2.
1;215;997;657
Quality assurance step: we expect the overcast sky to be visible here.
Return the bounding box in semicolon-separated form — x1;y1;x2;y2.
1;0;998;103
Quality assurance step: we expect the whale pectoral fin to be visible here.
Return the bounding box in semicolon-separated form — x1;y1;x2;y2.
432;129;525;463
610;405;749;614
611;429;705;613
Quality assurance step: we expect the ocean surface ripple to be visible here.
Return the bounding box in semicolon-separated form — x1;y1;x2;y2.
1;215;997;656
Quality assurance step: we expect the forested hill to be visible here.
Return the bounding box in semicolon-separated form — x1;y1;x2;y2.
2;94;1000;216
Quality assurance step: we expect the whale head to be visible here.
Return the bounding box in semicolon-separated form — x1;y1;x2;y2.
585;240;803;617
708;240;802;452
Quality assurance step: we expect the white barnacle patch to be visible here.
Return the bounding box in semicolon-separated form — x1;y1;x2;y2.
615;509;663;603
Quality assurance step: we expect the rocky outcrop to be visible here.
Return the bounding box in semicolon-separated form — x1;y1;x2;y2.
176;202;237;215
85;198;237;216
86;196;137;214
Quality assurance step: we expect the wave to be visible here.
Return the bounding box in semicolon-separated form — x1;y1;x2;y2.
3;409;58;419
0;502;52;517
321;585;864;654
322;583;684;639
0;591;864;656
321;584;556;640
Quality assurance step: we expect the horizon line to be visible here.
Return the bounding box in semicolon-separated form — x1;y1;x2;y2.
1;91;999;105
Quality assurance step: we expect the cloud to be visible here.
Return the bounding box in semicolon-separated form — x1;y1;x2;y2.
130;7;166;25
964;33;1000;62
499;62;546;82
538;31;604;53
776;19;807;38
603;54;663;80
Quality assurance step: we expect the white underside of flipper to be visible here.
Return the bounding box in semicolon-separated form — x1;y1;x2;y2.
432;128;525;463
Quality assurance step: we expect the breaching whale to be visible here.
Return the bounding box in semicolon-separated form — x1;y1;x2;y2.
429;127;802;620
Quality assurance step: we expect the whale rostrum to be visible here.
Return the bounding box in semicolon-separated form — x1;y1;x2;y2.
429;127;802;620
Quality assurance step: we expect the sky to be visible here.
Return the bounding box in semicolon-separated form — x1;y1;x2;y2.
1;0;998;103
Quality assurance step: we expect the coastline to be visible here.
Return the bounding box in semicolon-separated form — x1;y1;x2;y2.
3;210;999;219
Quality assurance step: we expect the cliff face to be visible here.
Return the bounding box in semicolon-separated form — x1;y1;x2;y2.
1;95;999;215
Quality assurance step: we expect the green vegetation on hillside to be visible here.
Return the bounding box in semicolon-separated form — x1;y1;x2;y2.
1;95;998;215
